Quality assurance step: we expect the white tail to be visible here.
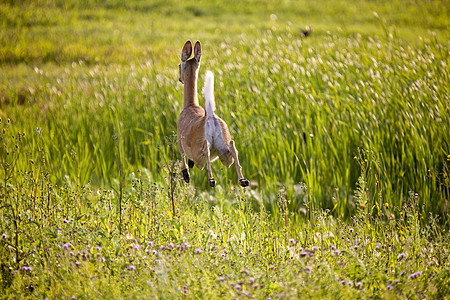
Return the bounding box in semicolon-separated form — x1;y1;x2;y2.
203;71;215;116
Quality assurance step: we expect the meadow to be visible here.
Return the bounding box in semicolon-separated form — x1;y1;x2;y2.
0;0;449;298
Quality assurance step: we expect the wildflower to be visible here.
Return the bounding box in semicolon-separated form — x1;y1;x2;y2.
356;282;363;288
249;277;255;284
387;284;392;290
340;280;345;285
2;233;7;239
95;246;101;251
168;243;174;248
63;219;69;224
394;279;400;284
147;241;154;247
238;250;243;255
354;245;359;250
128;265;136;271
348;281;353;287
71;296;76;300
349;228;354;233
22;266;32;272
333;249;341;256
289;238;295;244
375;245;380;250
100;257;106;263
399;271;405;277
75;261;80;267
152;250;157;255
218;276;226;282
221;253;226;257
183;242;190;248
194;248;202;255
63;242;72;249
183;286;189;294
397;253;406;259
69;251;74;256
312;246;318;251
134;244;140;250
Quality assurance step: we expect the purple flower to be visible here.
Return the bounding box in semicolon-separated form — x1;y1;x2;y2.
347;281;353;287
312;246;318;251
249;277;255;283
356;282;362;288
21;266;32;272
183;285;189;294
375;245;380;250
394;279;399;284
147;241;154;247
2;233;7;239
63;219;69;224
354;245;359;250
409;271;422;279
333;249;341;256
340;280;345;285
183;242;190;248
238;250;243;255
289;238;295;244
152;250;157;255
387;284;392;290
63;242;72;249
397;253;405;259
221;253;226;257
95;246;101;251
349;228;354;233
128;265;136;271
218;276;226;282
399;271;405;277
194;248;202;255
168;243;174;248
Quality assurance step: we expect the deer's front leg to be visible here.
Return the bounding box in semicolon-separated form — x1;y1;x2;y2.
229;140;249;187
179;142;190;183
181;155;190;183
203;140;216;187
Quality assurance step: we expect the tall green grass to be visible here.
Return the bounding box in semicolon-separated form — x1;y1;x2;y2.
1;1;449;297
0;0;449;219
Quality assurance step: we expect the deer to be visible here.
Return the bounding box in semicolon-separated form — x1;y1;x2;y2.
177;40;250;188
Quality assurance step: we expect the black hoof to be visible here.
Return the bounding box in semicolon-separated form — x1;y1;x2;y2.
182;169;190;183
239;178;250;187
209;179;216;187
188;159;195;169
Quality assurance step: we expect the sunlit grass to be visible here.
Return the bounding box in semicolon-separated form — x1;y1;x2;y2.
0;0;449;298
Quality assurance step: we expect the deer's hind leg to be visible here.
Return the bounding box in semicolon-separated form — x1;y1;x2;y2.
229;140;249;187
202;140;216;187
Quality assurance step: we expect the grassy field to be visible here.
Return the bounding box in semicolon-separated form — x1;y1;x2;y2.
1;0;449;298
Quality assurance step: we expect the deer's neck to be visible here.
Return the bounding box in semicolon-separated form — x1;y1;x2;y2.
183;75;199;108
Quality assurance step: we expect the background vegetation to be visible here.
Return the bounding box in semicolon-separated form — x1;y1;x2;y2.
0;0;449;298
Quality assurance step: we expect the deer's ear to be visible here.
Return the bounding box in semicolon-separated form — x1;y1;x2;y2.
194;41;202;62
181;40;193;62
